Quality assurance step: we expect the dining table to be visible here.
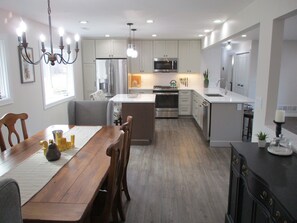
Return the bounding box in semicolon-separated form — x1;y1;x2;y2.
0;124;121;223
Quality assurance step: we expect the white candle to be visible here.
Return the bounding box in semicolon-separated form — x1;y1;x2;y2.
275;110;285;122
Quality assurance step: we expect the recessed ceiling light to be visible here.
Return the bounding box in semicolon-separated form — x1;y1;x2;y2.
204;29;211;33
79;20;88;24
213;19;222;24
147;20;154;24
152;34;157;37
198;34;204;37
241;34;247;37
105;34;110;37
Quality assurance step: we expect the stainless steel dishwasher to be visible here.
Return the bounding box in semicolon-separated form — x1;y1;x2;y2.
201;99;211;140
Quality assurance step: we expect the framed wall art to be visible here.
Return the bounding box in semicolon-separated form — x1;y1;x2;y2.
18;47;35;83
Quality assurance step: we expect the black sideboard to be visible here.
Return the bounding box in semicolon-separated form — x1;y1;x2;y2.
225;142;297;223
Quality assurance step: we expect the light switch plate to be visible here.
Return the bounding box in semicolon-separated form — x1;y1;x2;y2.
237;104;242;110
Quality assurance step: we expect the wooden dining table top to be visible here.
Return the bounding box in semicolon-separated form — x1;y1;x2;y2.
0;124;121;223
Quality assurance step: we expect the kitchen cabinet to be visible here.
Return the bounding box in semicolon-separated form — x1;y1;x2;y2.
130;40;153;73
82;39;96;63
82;63;96;99
192;91;204;128
178;40;201;73
95;39;127;58
179;90;192;115
226;142;297;223
153;40;178;58
82;39;96;99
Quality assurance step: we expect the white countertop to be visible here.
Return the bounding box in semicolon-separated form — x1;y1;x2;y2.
192;87;254;104
109;94;156;103
129;87;254;104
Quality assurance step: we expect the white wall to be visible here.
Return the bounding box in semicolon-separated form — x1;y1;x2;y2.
0;8;84;136
202;0;297;145
278;40;297;116
200;45;221;88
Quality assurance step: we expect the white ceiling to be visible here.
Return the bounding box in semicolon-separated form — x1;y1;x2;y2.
0;0;256;39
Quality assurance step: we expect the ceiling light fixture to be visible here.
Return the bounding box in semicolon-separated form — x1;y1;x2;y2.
241;34;247;37
226;41;232;50
105;34;110;37
152;34;157;37
126;23;134;57
131;28;138;58
16;0;79;66
213;19;222;24
198;34;204;37
204;29;211;33
79;20;88;24
146;19;154;24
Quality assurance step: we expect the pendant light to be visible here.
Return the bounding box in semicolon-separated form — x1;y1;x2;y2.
126;23;134;57
131;28;138;58
226;41;232;50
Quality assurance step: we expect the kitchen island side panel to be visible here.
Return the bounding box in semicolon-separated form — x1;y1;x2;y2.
210;103;244;147
122;103;155;145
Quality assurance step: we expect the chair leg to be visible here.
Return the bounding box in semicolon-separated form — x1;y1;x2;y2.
122;171;131;201
117;190;126;221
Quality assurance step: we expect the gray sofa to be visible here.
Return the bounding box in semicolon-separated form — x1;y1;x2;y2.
0;178;23;223
68;100;114;126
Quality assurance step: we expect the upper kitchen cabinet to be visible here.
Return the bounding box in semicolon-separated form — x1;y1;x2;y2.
131;40;153;73
178;40;201;73
153;40;178;58
82;39;96;63
95;39;127;58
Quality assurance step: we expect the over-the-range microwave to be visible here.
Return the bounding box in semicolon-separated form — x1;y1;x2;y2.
153;58;178;73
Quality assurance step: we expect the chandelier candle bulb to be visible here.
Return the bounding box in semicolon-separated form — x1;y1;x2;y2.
275;110;285;123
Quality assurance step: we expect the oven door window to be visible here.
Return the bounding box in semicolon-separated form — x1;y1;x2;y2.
155;94;178;108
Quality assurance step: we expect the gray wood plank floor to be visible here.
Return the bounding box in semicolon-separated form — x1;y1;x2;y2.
124;118;231;223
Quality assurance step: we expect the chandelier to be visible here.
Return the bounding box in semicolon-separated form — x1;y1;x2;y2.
16;0;79;66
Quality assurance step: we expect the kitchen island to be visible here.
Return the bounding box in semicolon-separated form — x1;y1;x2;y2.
193;87;254;147
110;94;156;145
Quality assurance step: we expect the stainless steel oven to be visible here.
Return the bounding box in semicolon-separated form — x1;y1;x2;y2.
153;86;179;118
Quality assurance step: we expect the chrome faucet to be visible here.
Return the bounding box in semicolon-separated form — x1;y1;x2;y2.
216;78;228;95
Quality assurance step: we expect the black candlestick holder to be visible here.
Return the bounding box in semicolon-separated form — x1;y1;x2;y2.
273;120;285;137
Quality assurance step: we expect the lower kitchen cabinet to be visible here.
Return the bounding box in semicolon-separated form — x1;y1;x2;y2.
225;143;297;223
179;90;192;115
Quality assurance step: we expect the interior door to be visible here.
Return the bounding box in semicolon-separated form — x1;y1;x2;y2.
233;52;250;96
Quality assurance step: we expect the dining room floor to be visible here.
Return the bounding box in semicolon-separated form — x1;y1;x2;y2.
123;118;231;223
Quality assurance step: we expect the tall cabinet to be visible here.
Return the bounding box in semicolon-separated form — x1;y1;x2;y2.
82;39;96;99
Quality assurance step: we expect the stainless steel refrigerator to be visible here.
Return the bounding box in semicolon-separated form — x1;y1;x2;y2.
96;59;128;98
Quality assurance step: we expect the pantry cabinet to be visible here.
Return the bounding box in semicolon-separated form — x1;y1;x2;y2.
153;40;178;58
130;40;153;73
178;40;201;73
95;39;127;58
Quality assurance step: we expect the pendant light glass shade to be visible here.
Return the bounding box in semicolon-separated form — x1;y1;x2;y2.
131;28;138;58
226;41;232;50
126;23;134;57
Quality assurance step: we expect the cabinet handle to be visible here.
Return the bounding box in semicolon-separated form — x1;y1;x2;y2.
275;211;281;219
260;191;267;200
241;164;248;176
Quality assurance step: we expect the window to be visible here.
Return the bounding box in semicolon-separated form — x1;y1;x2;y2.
42;49;75;108
0;39;11;106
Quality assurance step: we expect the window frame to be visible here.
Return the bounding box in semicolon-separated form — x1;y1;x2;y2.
0;39;13;107
41;48;76;109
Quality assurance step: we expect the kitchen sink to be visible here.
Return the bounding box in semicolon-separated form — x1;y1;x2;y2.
205;93;224;97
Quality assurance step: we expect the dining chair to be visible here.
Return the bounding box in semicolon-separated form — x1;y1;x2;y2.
116;115;133;221
91;131;124;223
0;178;23;223
0;113;29;152
120;116;133;201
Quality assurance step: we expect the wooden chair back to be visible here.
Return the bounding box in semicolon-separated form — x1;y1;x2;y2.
101;131;124;223
0;113;29;152
116;116;133;221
